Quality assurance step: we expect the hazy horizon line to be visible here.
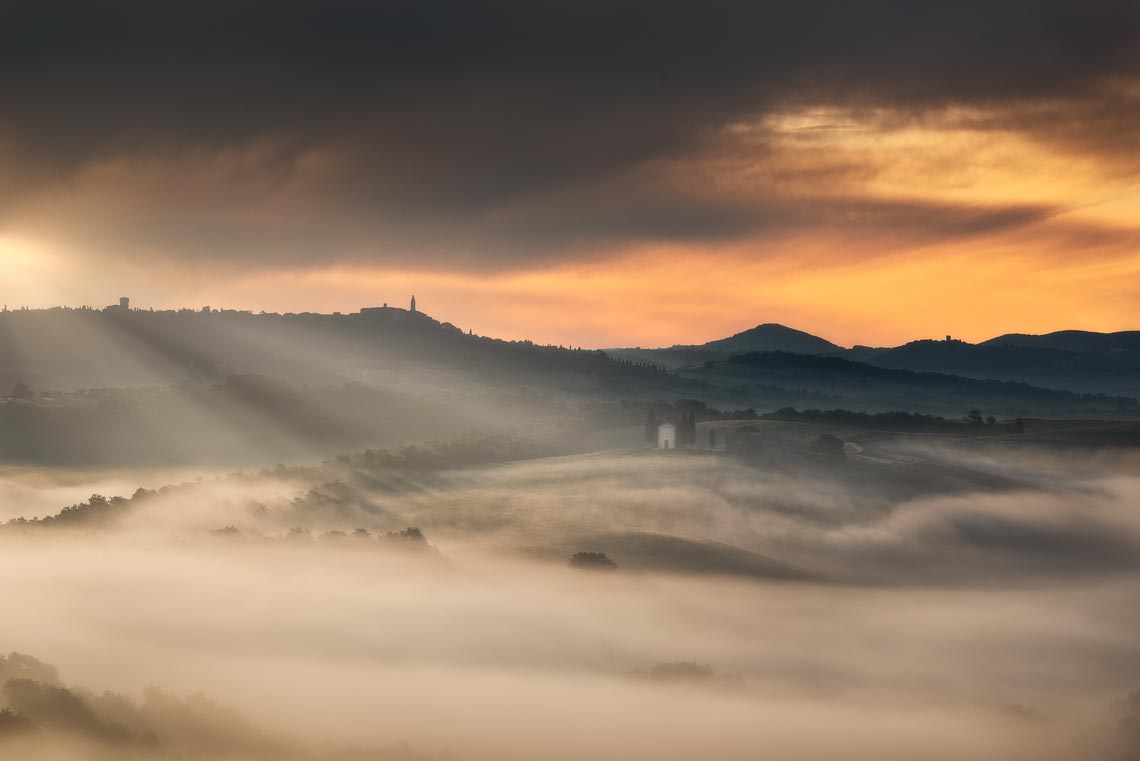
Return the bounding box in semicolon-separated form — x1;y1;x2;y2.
5;298;1139;354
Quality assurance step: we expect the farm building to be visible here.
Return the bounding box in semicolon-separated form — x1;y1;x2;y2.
657;422;676;449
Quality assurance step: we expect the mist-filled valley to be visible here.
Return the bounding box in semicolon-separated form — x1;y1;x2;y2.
5;304;1140;759
6;378;1140;760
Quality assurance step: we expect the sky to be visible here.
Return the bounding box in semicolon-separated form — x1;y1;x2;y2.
1;1;1139;348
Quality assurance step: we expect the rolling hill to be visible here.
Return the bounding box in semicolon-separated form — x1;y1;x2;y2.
700;323;841;354
861;334;1140;394
0;305;703;401
683;351;1137;417
605;323;843;370
981;330;1140;353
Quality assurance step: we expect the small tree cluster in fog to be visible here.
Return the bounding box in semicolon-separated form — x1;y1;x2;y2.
1000;704;1050;724
0;654;59;688
0;652;420;759
1114;689;1140;731
6;382;34;400
627;661;719;684
214;525;433;551
809;433;846;461
3;488;154;532
569;551;617;570
0;707;32;737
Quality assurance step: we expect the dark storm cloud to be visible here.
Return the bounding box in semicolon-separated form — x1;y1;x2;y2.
0;0;1137;267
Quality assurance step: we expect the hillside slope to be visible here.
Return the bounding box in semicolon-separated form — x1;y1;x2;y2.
0;306;700;401
863;335;1140;394
700;323;841;354
682;351;1137;417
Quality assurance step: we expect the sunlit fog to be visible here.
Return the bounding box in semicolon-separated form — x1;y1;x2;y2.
5;301;1140;760
6;3;1140;759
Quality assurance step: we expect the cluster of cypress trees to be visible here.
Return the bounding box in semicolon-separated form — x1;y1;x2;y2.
612;356;666;373
675;410;698;447
644;410;659;444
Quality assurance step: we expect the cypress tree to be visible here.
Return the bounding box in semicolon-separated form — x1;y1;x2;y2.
645;410;658;445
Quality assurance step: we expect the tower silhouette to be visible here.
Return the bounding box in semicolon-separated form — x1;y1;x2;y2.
410;294;417;313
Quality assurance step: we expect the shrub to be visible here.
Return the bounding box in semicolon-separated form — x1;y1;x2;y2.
569;551;617;570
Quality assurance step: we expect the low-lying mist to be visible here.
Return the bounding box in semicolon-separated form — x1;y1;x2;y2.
5;436;1140;759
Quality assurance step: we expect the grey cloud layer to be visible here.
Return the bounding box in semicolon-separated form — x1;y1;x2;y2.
1;1;1138;268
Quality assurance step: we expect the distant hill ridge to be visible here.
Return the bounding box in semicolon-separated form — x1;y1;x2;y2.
6;302;1139;400
980;330;1140;351
696;323;841;355
689;325;1140;356
613;324;1140;397
0;304;689;397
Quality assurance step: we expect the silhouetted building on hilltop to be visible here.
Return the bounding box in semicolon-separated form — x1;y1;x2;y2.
104;296;131;313
360;296;420;318
361;303;409;317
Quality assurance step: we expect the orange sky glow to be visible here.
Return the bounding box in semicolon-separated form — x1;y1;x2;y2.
3;105;1139;348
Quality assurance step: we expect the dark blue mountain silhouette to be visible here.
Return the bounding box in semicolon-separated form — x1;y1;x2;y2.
700;323;840;355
